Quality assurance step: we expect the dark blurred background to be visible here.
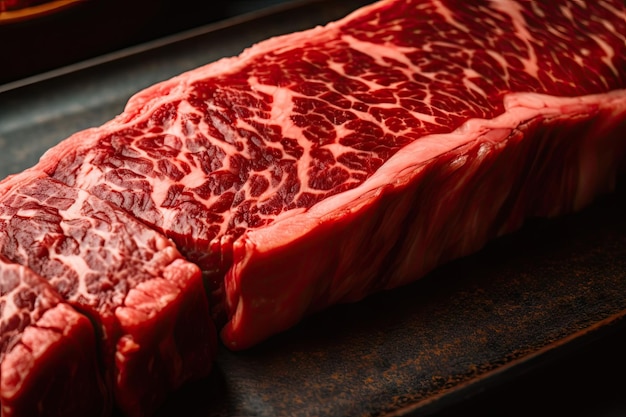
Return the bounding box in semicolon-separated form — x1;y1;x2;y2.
0;0;294;85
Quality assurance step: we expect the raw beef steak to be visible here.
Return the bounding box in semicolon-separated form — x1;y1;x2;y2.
32;0;626;350
0;255;107;417
0;172;217;416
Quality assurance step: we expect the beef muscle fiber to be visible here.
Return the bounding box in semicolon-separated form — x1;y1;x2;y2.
0;172;218;416
0;255;107;417
10;0;625;352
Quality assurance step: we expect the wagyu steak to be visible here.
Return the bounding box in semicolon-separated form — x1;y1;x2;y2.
28;0;626;350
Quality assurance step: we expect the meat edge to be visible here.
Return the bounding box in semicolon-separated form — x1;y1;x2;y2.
220;89;626;350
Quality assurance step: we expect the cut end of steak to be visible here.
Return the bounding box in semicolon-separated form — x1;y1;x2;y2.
0;173;218;417
114;259;218;417
0;256;108;417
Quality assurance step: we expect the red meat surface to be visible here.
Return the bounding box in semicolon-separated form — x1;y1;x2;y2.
0;255;107;417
